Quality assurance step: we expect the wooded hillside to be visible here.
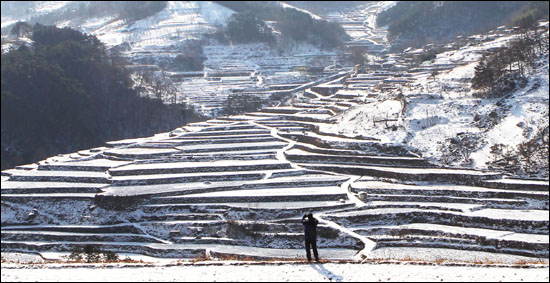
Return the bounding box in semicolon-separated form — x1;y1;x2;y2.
1;25;203;170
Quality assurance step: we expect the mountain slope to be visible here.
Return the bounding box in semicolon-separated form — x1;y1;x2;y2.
321;24;549;178
377;1;549;50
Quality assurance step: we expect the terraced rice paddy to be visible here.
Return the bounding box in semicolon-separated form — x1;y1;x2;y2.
1;71;548;263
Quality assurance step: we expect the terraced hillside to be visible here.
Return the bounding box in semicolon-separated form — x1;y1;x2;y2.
1;68;548;263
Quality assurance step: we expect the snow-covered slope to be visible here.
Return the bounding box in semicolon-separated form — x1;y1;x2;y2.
2;1;234;47
1;1;73;28
278;2;323;20
62;1;234;48
322;27;549;177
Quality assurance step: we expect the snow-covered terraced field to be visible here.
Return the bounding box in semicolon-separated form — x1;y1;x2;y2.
321;1;394;51
2;68;548;264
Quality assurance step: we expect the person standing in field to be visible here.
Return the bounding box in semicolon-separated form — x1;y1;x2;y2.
302;211;319;262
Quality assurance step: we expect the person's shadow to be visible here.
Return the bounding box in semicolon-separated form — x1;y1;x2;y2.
310;263;344;282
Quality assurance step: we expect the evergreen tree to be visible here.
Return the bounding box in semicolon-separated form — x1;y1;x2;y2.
472;59;495;91
226;12;274;44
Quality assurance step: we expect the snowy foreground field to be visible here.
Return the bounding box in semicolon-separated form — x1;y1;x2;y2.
2;252;549;282
2;261;549;282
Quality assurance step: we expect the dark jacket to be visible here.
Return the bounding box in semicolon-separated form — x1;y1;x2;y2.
302;215;318;241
